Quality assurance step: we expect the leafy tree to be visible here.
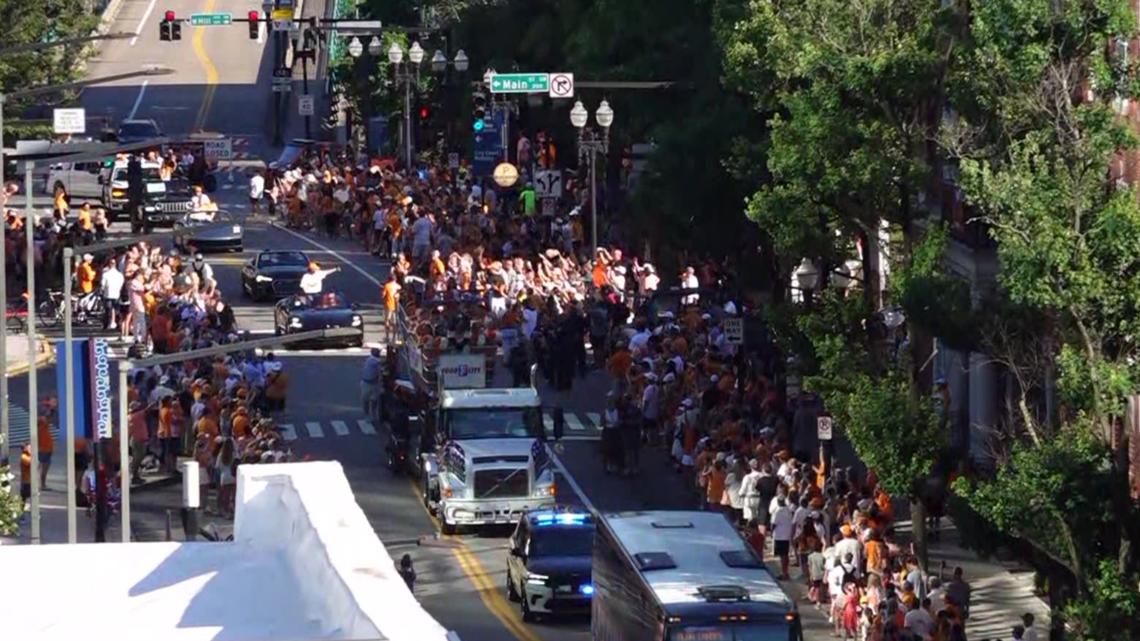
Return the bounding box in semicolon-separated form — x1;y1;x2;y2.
0;434;23;536
0;1;99;113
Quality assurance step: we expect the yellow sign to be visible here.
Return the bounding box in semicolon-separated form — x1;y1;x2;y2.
493;162;519;188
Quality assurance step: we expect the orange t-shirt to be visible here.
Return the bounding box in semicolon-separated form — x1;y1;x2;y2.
77;208;93;231
158;406;174;439
76;263;97;294
707;468;727;504
20;450;31;482
608;350;633;378
129;410;148;442
196;416;219;440
383;281;400;311
37;417;54;454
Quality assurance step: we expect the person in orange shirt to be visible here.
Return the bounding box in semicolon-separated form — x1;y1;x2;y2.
77;203;94;234
382;272;401;337
128;401;149;484
37;405;55;488
196;407;220;441
157;396;179;473
19;444;32;506
706;457;728;511
76;253;97;294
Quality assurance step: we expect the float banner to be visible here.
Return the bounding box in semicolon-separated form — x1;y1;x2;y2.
54;338;91;440
88;338;113;439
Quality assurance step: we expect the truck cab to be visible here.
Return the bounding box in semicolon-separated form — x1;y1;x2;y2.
422;385;557;534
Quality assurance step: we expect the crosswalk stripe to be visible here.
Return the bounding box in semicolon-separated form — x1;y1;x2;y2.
587;412;601;427
358;419;377;435
566;414;586;431
304;421;324;438
331;420;350;436
278;423;298;441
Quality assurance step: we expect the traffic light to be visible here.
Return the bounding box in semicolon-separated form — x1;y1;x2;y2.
160;11;181;41
248;11;260;40
473;89;486;120
419;105;431;121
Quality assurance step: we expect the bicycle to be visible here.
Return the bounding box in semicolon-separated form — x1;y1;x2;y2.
37;290;105;328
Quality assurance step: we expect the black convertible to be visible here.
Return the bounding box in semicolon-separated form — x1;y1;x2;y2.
273;291;365;348
241;250;311;301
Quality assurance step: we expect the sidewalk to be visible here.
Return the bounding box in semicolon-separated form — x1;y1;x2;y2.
3;334;55;378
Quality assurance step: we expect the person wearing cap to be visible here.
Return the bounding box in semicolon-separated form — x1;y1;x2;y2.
299;261;340;295
740;458;764;523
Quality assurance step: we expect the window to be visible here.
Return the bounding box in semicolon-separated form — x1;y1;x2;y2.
530;527;594;558
667;624;793;641
445;407;543;439
258;251;309;267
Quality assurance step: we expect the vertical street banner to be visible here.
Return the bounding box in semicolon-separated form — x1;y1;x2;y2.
1128;395;1140;500
88;338;113;439
472;110;506;179
55;339;91;440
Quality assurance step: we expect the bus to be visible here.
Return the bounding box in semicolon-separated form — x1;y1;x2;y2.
592;510;802;641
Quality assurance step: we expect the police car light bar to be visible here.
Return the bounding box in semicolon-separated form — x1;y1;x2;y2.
534;513;589;526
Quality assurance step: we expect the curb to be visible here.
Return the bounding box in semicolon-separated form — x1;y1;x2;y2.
95;0;128;37
4;338;56;378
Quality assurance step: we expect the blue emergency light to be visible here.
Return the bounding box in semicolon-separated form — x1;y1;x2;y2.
534;512;589;526
579;583;595;596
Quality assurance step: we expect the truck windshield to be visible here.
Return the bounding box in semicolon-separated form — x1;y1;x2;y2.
667;624;795;641
445;407;542;440
112;167;161;182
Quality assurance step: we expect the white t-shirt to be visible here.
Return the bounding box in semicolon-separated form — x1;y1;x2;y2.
771;506;794;541
249;174;265;199
682;273;699;304
827;563;846;598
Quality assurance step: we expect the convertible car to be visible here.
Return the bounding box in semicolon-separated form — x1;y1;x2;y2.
273;291;365;348
241;250;312;301
172;210;243;252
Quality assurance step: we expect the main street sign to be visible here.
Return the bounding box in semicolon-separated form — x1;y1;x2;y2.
190;12;232;26
489;73;549;94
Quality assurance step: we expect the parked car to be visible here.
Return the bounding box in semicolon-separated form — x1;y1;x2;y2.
240;250;313;301
173;211;243;253
273;290;364;348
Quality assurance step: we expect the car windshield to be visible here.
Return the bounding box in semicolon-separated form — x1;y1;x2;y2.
311;292;348;309
259;252;308;267
445;407;542;439
112;167;162;182
530;527;594;558
185;211;233;225
667;624;793;641
119;122;158;137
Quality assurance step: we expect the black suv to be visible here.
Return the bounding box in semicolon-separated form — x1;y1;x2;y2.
506;508;595;621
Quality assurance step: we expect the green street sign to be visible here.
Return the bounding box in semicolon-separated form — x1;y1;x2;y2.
190;12;233;26
489;73;549;94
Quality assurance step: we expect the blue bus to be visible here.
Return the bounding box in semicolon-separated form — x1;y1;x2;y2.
592;510;802;641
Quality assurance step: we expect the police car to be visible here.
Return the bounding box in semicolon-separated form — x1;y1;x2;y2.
506;507;595;621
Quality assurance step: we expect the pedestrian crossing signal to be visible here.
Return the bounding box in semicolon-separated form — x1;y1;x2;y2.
473;119;485;132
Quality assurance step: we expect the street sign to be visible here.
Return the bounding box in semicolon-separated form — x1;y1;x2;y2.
817;415;834;441
549;73;574;98
447;152;460;170
489;73;549;94
298;95;314;116
472;111;505;178
535;170;562;198
52;108;86;134
271;7;296;31
203;138;232;160
272;83;292;93
272;67;291;79
493;163;519;188
190;12;232;26
723;317;744;344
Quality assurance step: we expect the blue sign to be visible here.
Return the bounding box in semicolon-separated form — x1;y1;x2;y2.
55;339;91;441
472;110;505;178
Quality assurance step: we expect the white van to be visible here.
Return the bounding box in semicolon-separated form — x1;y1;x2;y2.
42;160;104;200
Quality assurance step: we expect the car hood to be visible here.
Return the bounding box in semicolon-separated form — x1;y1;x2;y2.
257;266;308;278
527;555;592;577
290;307;356;320
185;223;241;239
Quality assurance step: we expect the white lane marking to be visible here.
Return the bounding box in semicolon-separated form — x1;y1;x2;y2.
566;413;586;431
130;0;159;46
586;412;601;427
358;419;377;435
304;421;324;438
330;420;350;436
547;445;594;512
278;423;297;441
271;222;382;287
127;80;149;119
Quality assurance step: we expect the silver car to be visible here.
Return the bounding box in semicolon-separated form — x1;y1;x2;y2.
172;211;243;253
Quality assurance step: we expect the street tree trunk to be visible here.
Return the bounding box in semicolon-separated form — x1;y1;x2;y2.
912;498;929;572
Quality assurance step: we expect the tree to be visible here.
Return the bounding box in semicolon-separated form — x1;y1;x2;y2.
0;1;99;113
0;434;23;536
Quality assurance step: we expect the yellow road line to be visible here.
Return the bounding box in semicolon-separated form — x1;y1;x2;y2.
405;477;542;641
191;0;219;131
453;546;545;641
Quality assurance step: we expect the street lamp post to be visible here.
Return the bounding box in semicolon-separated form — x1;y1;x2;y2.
382;42;466;170
570;100;614;257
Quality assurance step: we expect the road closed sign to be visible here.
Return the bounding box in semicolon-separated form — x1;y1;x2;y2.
53;108;86;134
439;354;486;389
203;138;232;160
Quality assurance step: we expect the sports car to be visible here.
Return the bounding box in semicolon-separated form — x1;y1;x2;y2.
173;210;243;252
273;291;365;348
241;250;312;302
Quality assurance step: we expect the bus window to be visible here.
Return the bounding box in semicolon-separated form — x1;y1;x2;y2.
668;623;794;641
